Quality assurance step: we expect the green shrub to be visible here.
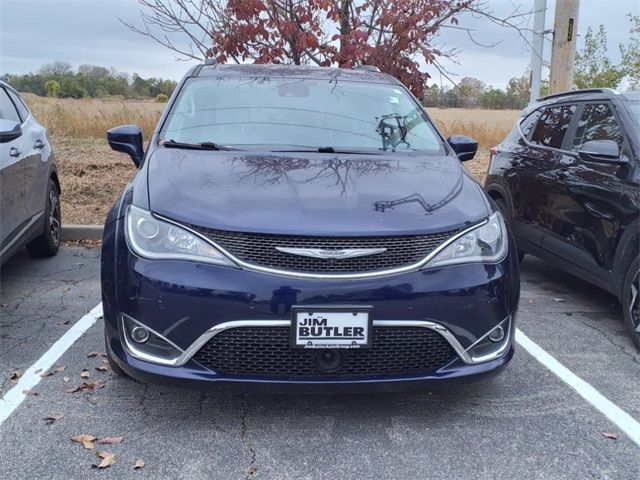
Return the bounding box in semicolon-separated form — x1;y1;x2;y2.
45;80;60;98
155;93;168;103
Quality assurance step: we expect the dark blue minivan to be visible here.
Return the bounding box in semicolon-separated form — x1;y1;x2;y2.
101;64;520;392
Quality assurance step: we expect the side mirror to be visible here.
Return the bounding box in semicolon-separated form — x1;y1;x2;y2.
578;140;623;163
0;119;22;144
447;135;478;162
107;125;144;167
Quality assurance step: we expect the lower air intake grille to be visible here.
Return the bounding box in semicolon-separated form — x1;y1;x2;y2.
193;326;457;378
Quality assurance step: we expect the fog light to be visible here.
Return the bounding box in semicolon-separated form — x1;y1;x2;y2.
488;326;505;343
131;326;150;343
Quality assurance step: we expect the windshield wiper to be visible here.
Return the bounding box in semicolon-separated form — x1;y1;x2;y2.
272;146;383;155
161;139;234;151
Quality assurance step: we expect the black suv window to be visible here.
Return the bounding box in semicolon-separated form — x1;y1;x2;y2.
0;88;21;123
520;109;543;139
571;103;624;151
530;104;577;149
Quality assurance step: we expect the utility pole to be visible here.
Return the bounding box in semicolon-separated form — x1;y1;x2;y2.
548;0;580;94
529;0;547;103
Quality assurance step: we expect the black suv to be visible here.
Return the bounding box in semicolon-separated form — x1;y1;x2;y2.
485;89;640;348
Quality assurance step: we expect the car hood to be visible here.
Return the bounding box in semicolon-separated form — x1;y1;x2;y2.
146;148;490;235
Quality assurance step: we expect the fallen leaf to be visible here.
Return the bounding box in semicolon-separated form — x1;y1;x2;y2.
75;262;85;266
602;432;618;440
133;459;145;470
9;370;22;383
0;303;8;307
65;381;105;393
40;365;66;377
552;297;565;302
80;369;90;379
62;376;70;383
44;413;64;425
63;286;71;292
95;363;109;372
23;388;38;396
35;368;42;374
87;352;106;358
71;434;96;449
94;451;116;469
56;320;70;326
98;436;123;445
527;299;534;304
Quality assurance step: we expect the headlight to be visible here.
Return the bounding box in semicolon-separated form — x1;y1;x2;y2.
425;212;508;268
125;205;236;266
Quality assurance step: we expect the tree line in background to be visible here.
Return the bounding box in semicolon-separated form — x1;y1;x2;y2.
423;14;639;110
0;61;177;100
423;74;532;110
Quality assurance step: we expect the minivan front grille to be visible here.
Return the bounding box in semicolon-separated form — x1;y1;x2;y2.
189;226;458;274
193;326;457;378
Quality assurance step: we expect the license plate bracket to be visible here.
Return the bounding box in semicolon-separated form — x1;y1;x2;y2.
291;306;373;349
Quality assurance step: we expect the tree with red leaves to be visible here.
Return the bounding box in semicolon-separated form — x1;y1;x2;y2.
125;0;531;98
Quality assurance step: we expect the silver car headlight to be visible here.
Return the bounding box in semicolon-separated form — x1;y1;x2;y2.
125;205;236;266
425;212;508;268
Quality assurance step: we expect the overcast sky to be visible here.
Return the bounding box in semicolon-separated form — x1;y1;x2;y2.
1;0;638;89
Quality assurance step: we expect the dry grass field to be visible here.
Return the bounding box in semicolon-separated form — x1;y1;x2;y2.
21;94;520;224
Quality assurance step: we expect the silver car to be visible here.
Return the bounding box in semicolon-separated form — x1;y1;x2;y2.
0;81;60;264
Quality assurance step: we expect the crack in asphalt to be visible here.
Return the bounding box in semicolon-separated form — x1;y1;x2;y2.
239;394;258;480
582;320;640;368
136;382;151;417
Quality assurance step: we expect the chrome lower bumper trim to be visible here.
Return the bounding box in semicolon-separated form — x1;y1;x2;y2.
120;315;513;368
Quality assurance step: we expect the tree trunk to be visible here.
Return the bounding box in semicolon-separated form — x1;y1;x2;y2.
338;0;352;66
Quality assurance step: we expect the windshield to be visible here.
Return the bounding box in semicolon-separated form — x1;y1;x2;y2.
160;76;444;153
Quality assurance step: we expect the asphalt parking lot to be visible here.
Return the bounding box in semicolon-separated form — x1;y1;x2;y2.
1;246;639;479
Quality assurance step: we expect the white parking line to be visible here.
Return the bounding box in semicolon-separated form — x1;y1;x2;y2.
0;303;103;425
516;328;640;447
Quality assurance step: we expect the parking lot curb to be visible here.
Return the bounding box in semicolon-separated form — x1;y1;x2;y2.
61;224;104;241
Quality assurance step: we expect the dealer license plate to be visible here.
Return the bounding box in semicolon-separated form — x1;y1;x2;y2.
291;306;373;349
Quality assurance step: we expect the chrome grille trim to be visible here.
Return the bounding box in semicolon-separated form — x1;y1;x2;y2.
152;212;486;279
184;223;485;279
192;228;456;274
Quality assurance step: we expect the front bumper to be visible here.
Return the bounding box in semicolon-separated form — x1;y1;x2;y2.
102;216;520;392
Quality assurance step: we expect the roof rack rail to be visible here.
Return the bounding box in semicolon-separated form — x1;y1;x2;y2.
355;65;381;73
536;88;618;102
203;58;218;66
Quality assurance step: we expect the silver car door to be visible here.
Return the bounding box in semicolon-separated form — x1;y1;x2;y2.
7;89;48;222
0;87;27;250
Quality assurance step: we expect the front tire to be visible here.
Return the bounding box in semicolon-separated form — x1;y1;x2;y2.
622;256;640;350
26;178;61;258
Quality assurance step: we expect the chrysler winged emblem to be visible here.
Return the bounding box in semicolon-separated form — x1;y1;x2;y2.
275;247;387;260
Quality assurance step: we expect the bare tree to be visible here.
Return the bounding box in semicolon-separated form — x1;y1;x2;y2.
39;60;73;76
123;0;533;97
